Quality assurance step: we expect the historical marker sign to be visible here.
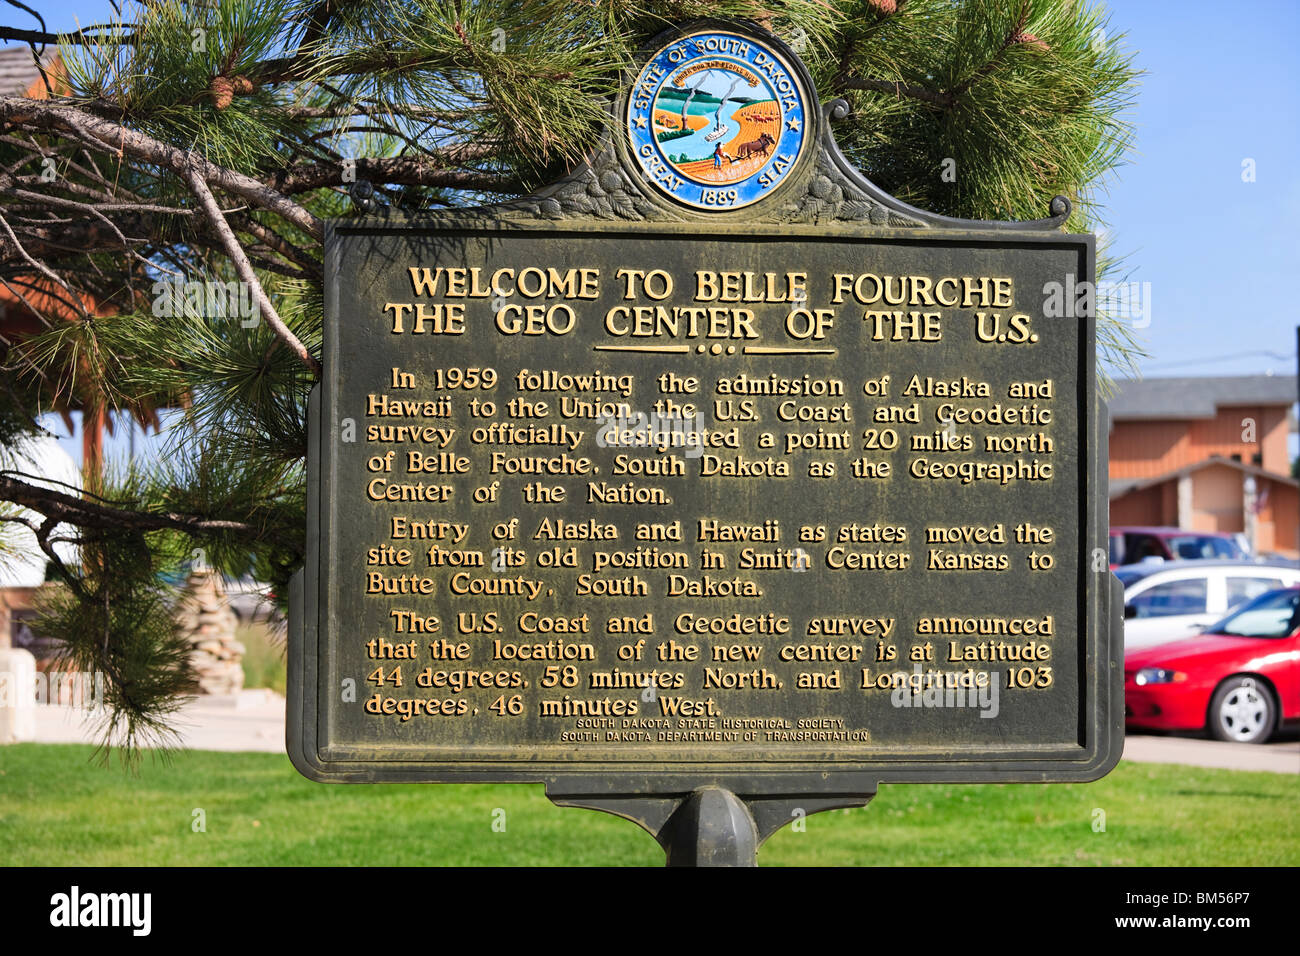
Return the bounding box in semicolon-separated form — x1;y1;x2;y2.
289;20;1121;850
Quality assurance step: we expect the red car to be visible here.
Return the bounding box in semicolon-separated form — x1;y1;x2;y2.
1125;586;1300;743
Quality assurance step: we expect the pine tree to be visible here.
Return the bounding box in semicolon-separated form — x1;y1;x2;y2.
0;0;1140;759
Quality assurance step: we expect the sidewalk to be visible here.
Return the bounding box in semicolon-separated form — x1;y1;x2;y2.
32;689;286;754
1121;733;1299;775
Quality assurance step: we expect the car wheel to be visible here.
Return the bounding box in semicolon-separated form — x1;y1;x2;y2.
1208;676;1275;744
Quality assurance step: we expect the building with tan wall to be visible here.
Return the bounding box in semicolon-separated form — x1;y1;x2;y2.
1108;376;1299;558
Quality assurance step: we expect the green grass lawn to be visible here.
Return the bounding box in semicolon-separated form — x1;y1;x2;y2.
0;744;1295;866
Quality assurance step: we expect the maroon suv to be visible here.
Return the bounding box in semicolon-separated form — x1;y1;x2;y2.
1109;526;1250;568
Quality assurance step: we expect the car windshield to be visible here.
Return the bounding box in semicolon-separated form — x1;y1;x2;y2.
1208;589;1300;638
1164;535;1245;561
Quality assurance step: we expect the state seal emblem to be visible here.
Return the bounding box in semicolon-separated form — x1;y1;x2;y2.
626;27;811;211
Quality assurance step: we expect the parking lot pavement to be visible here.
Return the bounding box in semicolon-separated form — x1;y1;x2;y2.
25;697;1300;773
1121;732;1299;774
31;690;286;754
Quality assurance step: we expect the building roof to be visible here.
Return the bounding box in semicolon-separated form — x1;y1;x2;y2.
0;46;58;97
1109;454;1300;500
1108;375;1299;421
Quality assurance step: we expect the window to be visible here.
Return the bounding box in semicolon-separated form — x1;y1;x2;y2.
1226;577;1283;608
1123;534;1166;562
1129;578;1208;618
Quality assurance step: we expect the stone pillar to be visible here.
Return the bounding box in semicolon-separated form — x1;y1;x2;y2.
0;647;36;743
0;597;11;650
1243;476;1259;554
174;569;245;695
1177;474;1193;529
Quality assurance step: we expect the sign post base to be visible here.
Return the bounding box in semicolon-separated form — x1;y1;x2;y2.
546;784;875;867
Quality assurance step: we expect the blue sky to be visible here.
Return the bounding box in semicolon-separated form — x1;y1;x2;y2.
1093;0;1300;379
21;1;1300;466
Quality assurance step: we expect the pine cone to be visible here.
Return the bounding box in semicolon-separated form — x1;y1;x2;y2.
208;75;234;110
232;75;255;95
868;0;898;13
1010;31;1050;52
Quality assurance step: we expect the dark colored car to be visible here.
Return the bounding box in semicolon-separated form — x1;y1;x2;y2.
1109;526;1249;568
1124;586;1300;743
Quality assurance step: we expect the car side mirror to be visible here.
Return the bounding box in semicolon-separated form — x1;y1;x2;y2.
1124;604;1138;620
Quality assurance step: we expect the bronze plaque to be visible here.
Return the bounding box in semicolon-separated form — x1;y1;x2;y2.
290;216;1120;787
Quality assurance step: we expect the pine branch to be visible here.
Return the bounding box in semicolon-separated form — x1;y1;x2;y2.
295;0;339;54
0;25;133;46
0;95;324;240
183;165;322;376
0;207;89;315
282;103;486;121
1;180;166;271
0;209;181;263
948;2;1034;101
836;76;953;108
0;471;289;545
267;151;516;194
250;51;440;86
232;214;322;277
